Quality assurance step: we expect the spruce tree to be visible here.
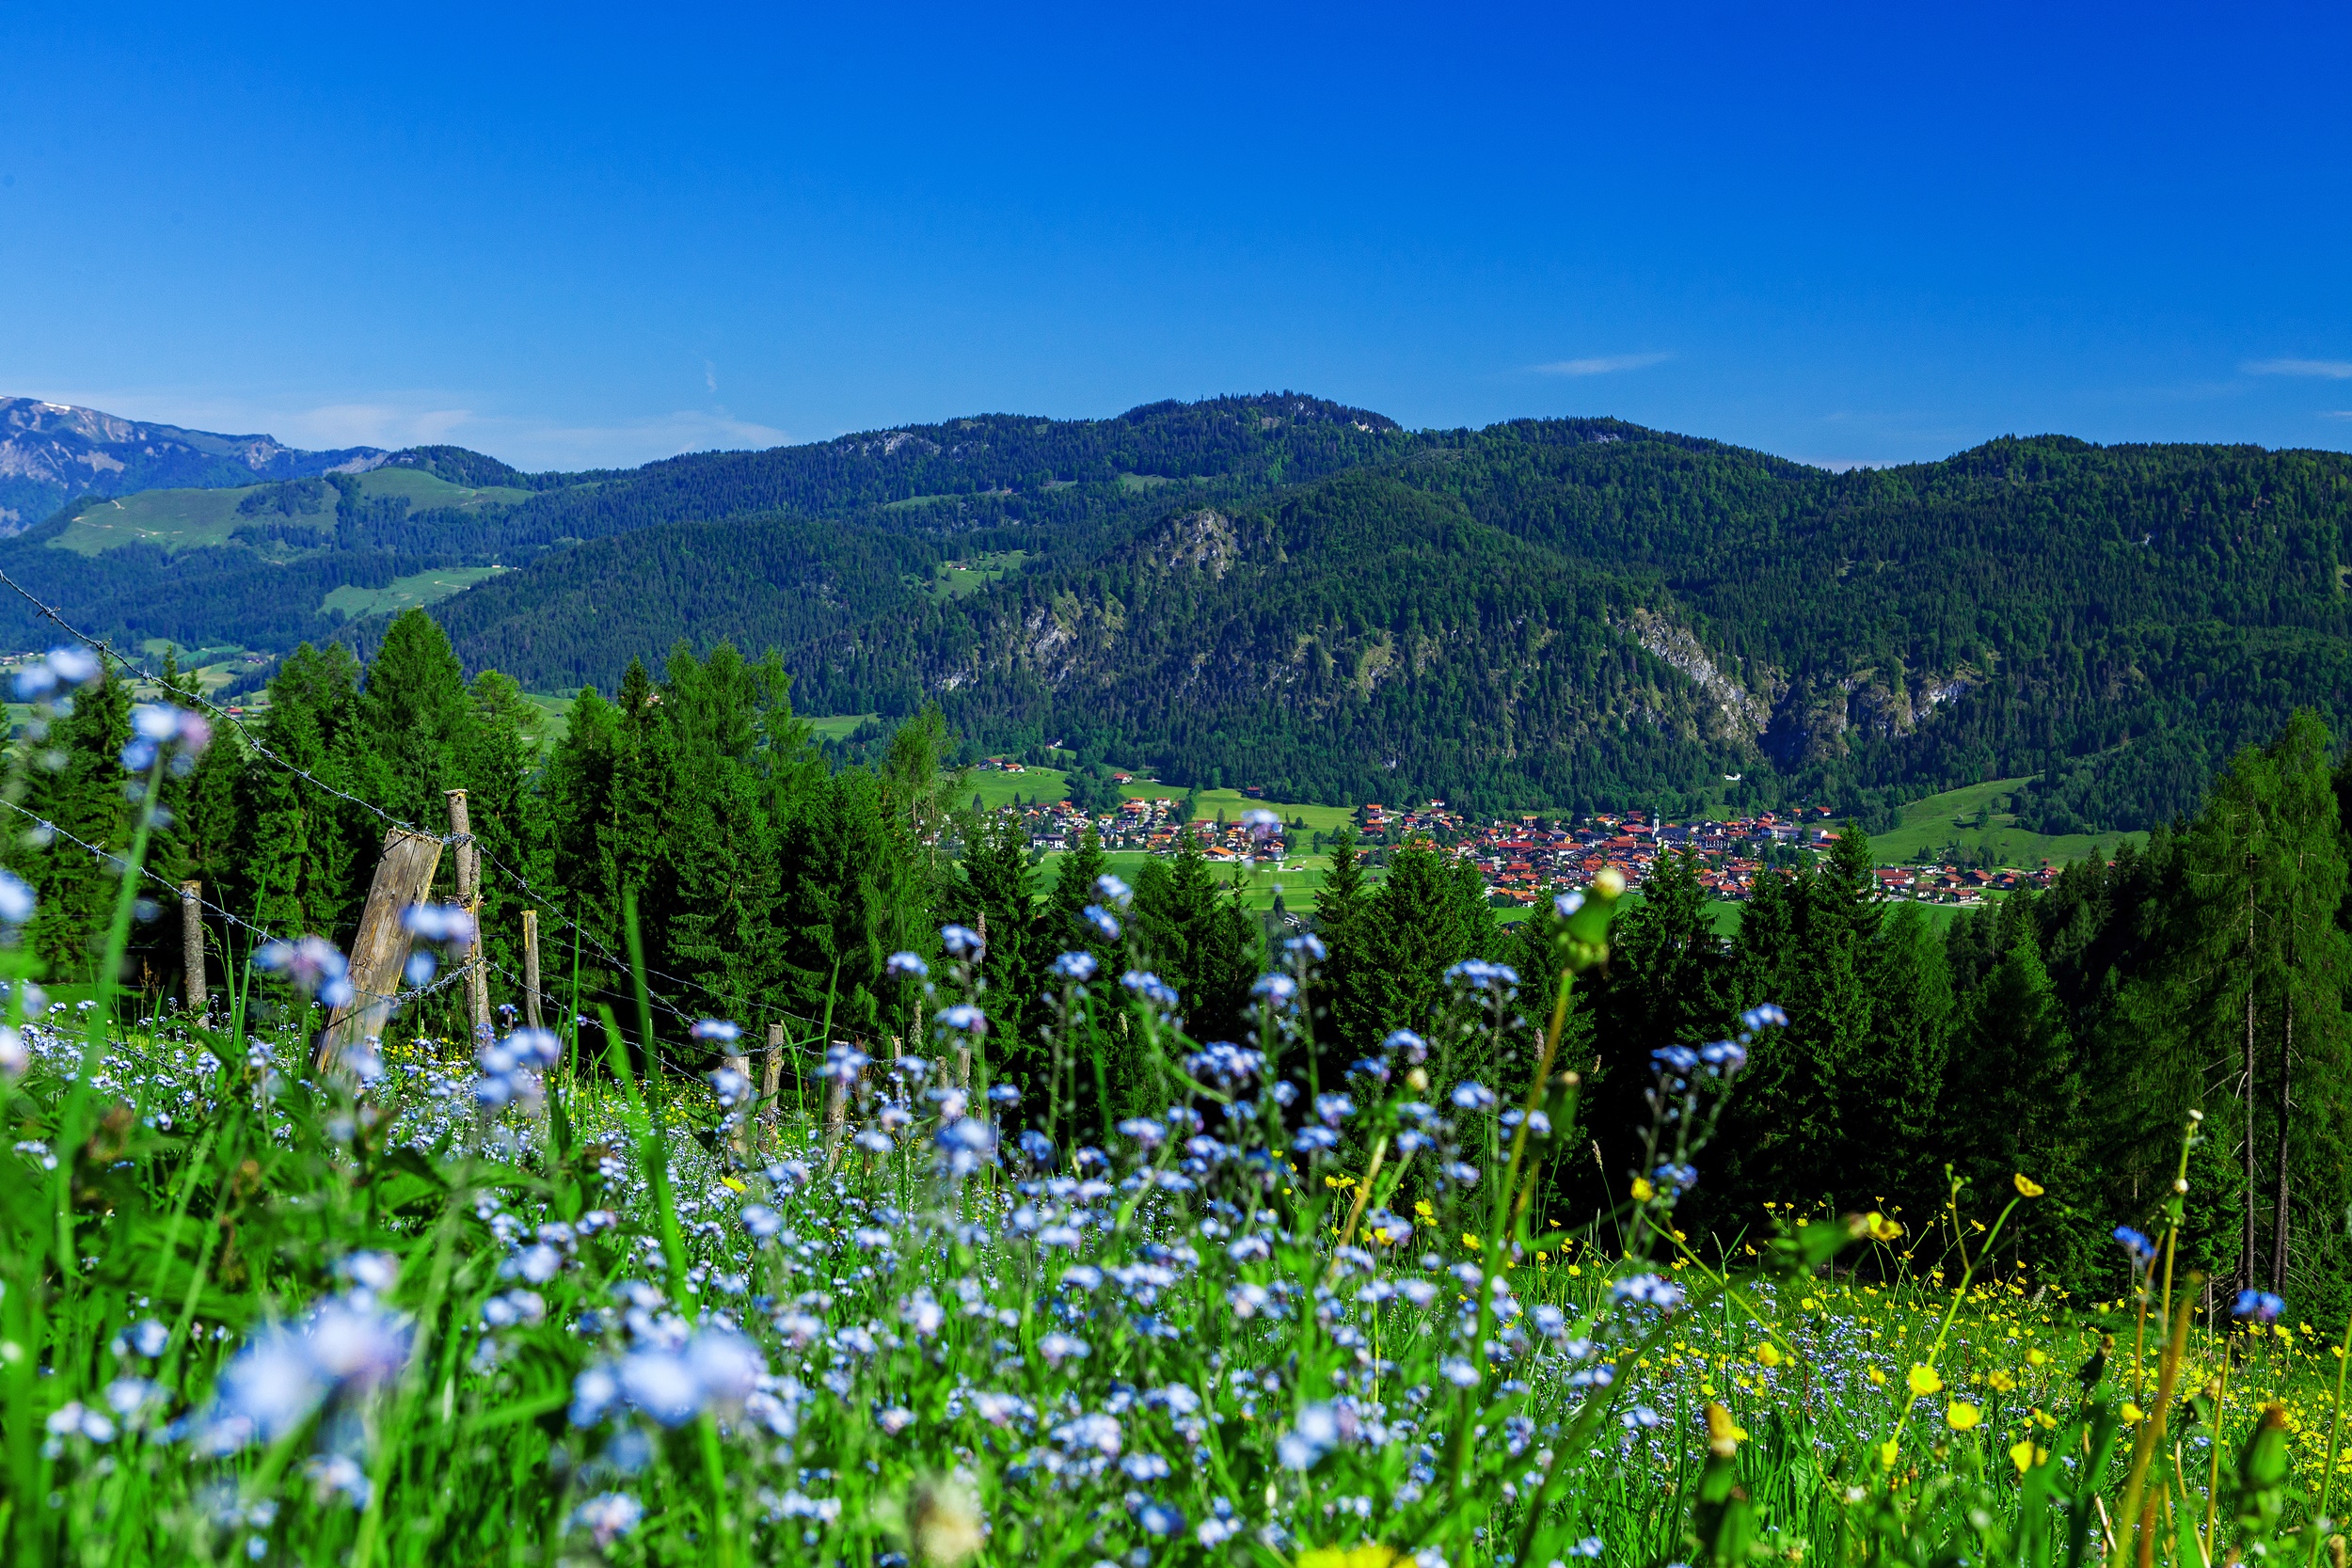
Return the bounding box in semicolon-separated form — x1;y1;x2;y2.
1309;829;1371;1053
543;683;628;991
648;643;787;1028
1586;849;1732;1203
1132;830;1257;1045
233;642;369;939
1852;901;1953;1217
356;610;480;830
1042;826;1111;961
948;807;1041;1074
1939;932;2094;1279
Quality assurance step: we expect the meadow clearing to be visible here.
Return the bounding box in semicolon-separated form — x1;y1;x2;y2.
3;852;2342;1568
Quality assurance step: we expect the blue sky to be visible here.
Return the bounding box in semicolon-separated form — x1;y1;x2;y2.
0;2;2345;470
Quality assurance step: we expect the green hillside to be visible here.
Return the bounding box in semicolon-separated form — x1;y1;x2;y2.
47;465;530;556
7;395;2348;833
321;564;511;619
1868;776;2148;868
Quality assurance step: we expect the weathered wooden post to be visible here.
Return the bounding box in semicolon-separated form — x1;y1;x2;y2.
762;1022;785;1131
722;1050;753;1160
445;788;492;1046
521;909;543;1033
317;828;445;1070
824;1051;850;1168
180;880;206;1016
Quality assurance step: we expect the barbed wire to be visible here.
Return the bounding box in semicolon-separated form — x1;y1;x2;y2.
0;798;469;1013
0;569;874;1046
469;844;845;1040
0;568;453;843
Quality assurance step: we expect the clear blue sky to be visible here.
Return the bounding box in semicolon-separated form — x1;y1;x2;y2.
1;2;2345;470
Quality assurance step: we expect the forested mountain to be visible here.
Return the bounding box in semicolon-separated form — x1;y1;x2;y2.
8;392;2348;829
0;396;388;533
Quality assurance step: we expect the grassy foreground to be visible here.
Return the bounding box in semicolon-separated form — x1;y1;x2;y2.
6;931;2347;1568
0;685;2331;1566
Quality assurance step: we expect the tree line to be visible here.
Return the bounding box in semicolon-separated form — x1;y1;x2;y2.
13;610;2351;1309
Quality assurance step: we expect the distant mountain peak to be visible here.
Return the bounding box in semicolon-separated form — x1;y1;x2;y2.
0;396;389;532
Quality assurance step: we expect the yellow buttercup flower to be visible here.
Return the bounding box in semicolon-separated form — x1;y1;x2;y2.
1987;1370;2017;1393
1867;1366;1887;1386
2013;1173;2045;1197
2026;1349;2048;1367
1864;1212;1903;1243
1461;1233;1481;1252
1907;1365;1944;1397
1630;1177;1656;1202
2009;1438;2042;1473
2121;1402;2145;1424
1946;1402;1980;1431
1877;1439;1900;1469
1756;1342;1784;1368
1297;1548;1400;1568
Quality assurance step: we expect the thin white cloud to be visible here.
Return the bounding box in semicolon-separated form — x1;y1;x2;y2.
1532;352;1673;377
2244;357;2352;379
2322;410;2352;420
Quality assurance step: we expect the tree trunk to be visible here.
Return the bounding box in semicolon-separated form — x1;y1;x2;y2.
2273;992;2293;1292
2245;871;2258;1292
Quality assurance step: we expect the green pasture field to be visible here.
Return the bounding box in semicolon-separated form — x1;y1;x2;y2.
46;467;529;557
803;713;879;742
322;565;510;620
48;487;295;556
963;766;1066;811
920;551;1028;601
1116;781;1359;836
1034;847;1345;914
349;467;532;509
1870;776;2145;869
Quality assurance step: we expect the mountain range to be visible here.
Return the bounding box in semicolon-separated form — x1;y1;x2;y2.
0;397;389;532
2;392;2345;831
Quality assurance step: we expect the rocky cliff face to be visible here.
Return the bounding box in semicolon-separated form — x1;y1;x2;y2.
0;397;386;532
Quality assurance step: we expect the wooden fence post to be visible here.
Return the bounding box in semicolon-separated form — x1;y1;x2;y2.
824;1058;850;1168
180;880;206;1016
445;787;493;1046
318;828;445;1070
722;1051;753;1160
762;1022;785;1128
521;909;543;1033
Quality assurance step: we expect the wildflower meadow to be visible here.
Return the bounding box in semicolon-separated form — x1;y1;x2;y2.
7;646;2352;1568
